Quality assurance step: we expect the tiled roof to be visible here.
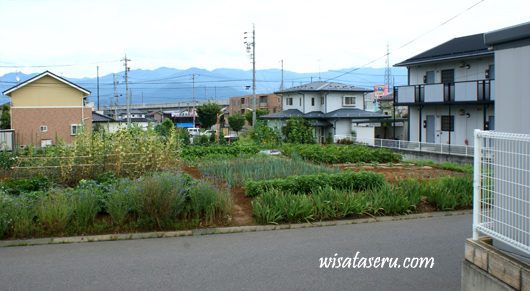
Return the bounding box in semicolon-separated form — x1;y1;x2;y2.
323;108;391;119
275;81;370;94
92;111;116;122
394;34;492;67
259;109;303;119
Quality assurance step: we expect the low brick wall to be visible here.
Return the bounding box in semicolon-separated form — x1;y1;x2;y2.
463;237;530;290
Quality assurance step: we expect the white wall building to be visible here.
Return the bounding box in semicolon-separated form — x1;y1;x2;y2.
260;82;389;143
394;33;495;146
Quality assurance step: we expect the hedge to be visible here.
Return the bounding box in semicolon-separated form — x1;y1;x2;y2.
244;170;385;197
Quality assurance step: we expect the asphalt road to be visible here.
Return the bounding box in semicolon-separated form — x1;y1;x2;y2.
0;214;471;291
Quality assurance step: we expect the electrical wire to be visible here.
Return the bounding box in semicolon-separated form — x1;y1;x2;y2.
325;0;485;82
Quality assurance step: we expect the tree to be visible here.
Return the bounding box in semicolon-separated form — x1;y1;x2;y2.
281;116;315;144
196;102;222;129
227;113;246;134
155;118;174;137
0;104;10;129
244;108;269;127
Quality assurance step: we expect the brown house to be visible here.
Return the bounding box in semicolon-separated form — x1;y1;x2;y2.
2;71;92;147
228;93;282;116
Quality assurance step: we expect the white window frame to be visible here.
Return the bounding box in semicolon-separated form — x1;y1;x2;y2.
321;97;325;105
40;125;48;132
286;97;293;106
343;96;357;107
71;124;82;135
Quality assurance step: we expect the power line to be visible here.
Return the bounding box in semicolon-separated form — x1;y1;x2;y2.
325;0;485;82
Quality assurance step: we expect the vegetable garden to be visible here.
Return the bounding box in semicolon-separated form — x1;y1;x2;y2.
0;126;473;240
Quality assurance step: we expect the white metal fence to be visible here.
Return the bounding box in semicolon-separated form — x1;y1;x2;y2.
334;135;474;157
473;129;530;255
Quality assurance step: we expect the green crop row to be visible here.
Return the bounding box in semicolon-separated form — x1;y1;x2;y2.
244;170;386;197
252;176;473;224
181;142;260;160
281;144;403;164
198;154;340;187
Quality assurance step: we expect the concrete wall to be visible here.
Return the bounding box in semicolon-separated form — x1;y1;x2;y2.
494;45;530;134
390;147;473;164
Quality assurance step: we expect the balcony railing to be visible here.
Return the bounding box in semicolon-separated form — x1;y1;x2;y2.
396;80;494;104
259;102;268;108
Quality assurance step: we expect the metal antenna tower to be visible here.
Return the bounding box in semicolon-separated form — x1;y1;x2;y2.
384;42;391;90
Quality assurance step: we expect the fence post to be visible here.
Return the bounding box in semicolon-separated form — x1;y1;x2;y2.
473;129;482;240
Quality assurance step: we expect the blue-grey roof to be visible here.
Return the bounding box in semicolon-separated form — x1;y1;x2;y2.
275;81;371;94
484;21;530;46
302;111;325;119
259;109;303;120
92;111;116;123
394;33;492;67
323;108;391;119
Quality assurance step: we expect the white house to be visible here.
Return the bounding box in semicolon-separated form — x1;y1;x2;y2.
394;33;495;146
260;81;389;143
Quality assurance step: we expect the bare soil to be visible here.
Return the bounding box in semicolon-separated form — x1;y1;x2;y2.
180;163;464;226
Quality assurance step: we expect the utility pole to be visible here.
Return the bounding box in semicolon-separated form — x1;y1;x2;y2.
113;73;118;119
280;59;284;91
97;66;100;111
192;73;196;128
244;24;256;128
122;54;131;127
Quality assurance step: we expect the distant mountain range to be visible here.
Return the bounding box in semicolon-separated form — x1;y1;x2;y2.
0;67;407;106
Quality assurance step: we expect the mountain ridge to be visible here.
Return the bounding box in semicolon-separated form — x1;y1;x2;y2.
0;67;407;106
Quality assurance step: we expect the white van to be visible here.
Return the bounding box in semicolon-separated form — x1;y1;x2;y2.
187;128;200;136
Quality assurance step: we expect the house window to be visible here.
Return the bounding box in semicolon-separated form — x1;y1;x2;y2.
238;100;240;105
343;96;356;106
71;124;82;135
41;139;52;147
441;69;454;84
241;98;245;105
321;97;324;105
441;116;454;132
233;100;236;106
277;97;280;103
286;98;293;106
299;98;302;106
40;126;48;132
311;98;315;106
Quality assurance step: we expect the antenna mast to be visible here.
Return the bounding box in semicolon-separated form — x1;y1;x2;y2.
384;42;391;90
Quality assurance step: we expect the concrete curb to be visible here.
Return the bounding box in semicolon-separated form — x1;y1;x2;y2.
0;210;472;247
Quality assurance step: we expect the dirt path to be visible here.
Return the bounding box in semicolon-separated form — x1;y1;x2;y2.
181;165;254;226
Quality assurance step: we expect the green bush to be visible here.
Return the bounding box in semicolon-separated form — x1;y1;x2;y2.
1;175;52;196
281;144;402;164
244;170;385;197
181;143;259;160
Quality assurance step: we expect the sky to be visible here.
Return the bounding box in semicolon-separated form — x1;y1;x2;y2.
0;0;529;79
